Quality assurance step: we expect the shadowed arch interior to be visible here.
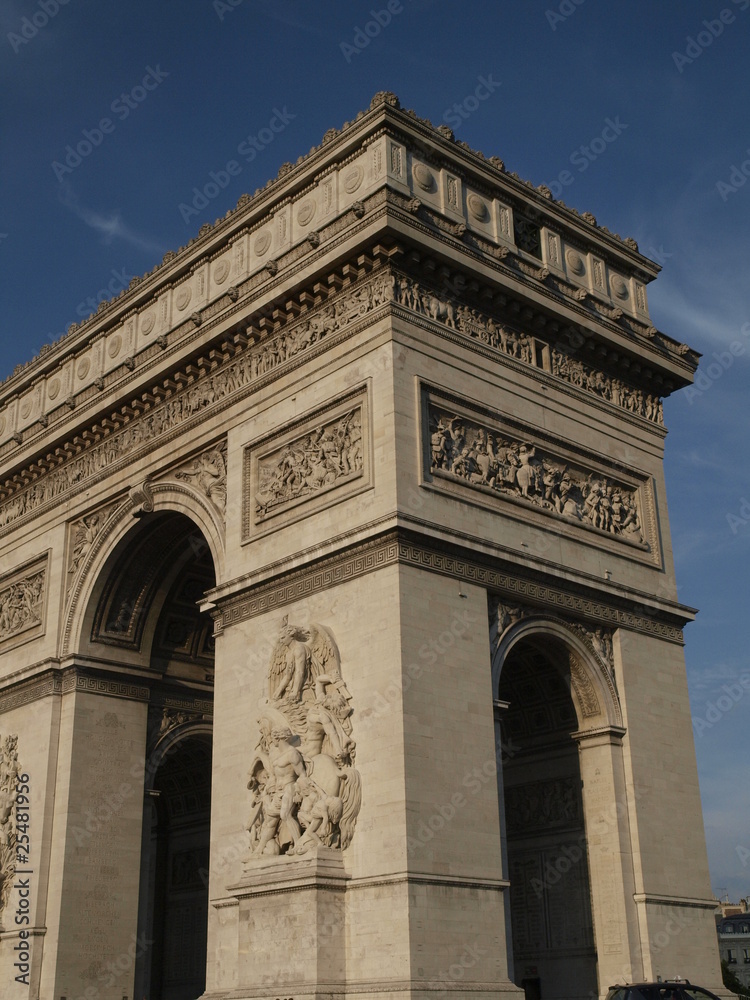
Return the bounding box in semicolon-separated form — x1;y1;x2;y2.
88;511;216;675
81;511;217;1000
138;733;213;1000
497;634;597;1000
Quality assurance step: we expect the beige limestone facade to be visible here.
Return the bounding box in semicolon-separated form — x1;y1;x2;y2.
0;93;725;1000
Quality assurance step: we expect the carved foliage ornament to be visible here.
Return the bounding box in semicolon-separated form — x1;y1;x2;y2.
428;403;645;545
0;269;393;535
0;734;23;922
244;618;362;864
492;600;615;678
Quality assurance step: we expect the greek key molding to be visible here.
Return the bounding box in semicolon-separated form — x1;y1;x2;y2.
213;530;686;644
0;666;149;713
0;671;62;715
0;552;49;652
216;538;400;633
60;672;150;701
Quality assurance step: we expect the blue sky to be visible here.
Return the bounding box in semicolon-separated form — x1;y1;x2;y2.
2;0;749;900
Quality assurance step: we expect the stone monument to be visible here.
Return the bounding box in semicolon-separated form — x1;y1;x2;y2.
0;93;725;999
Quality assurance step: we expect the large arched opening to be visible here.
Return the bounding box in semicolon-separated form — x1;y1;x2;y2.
138;730;213;1000
494;622;617;1000
74;508;217;1000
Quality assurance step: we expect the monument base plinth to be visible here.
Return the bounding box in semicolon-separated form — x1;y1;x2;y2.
217;847;349;999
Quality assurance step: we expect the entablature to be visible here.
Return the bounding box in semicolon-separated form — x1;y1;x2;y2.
0;92;697;449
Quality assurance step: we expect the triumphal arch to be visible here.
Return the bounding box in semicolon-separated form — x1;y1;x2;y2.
0;93;724;1000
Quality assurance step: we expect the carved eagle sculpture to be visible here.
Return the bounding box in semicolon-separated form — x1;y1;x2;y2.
267;616;342;704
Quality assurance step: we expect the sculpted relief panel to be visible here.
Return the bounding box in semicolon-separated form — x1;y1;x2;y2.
244;390;369;538
0;557;47;651
427;396;647;547
243;618;362;864
0;734;23;925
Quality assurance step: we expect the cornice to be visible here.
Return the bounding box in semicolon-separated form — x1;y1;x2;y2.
1;92;695;411
0;659;216;712
211;528;690;643
0;664;150;712
383;194;694;387
0;251;395;534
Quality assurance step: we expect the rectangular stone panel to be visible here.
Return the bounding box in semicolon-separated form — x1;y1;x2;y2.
420;384;659;565
0;552;48;653
242;385;371;541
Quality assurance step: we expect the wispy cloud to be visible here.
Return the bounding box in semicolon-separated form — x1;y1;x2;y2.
58;182;166;257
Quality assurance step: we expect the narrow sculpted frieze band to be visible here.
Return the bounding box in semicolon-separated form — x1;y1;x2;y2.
391;270;663;424
0;268;391;536
246;397;367;538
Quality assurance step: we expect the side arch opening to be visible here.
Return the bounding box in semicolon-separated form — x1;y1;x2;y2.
136;730;213;1000
496;630;602;1000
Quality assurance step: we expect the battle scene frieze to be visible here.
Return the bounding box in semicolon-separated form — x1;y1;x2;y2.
243;388;370;540
0;554;48;652
424;391;652;553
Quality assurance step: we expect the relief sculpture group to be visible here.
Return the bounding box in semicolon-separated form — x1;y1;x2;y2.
430;407;643;541
244;618;362;863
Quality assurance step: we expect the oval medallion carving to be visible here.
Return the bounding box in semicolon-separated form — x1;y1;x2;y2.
611;275;629;300
467;193;488;221
107;334;122;358
141;311;156;335
214;259;230;284
77;358;90;379
566;249;586;276
297;200;317;227
20;400;32;419
176;287;192;311
413;162;435;191
254;231;272;256
343;165;364;194
47;379;60;401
